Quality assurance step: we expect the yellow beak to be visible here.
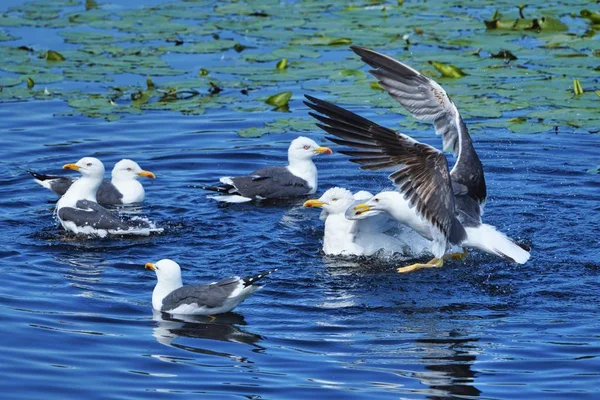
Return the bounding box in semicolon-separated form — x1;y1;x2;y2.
62;163;80;171
303;199;327;208
353;203;372;215
137;170;156;179
145;262;155;271
314;146;333;155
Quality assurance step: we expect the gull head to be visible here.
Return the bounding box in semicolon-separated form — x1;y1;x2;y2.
353;191;399;217
63;157;105;180
304;186;354;214
145;259;182;287
289;136;332;161
112;159;155;181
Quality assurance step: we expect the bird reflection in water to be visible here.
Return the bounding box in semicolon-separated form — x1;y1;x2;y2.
151;310;263;359
411;333;481;398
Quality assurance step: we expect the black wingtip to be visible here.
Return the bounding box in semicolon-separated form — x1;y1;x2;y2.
28;170;47;180
349;45;368;54
242;268;277;287
203;184;234;193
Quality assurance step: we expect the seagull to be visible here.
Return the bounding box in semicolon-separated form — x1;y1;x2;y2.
145;259;277;315
304;187;408;256
55;157;160;236
304;46;530;273
30;159;155;205
204;136;332;203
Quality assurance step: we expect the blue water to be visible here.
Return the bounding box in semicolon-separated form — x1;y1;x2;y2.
2;2;600;399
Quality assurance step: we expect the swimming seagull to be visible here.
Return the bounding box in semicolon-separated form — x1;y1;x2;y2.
204;136;332;203
30;159;155;205
56;157;160;236
145;259;277;315
304;187;408;256
304;47;530;272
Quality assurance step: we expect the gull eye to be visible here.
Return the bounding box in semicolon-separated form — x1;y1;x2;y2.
303;145;310;150
374;198;379;203
127;167;132;171
86;163;92;167
331;198;338;202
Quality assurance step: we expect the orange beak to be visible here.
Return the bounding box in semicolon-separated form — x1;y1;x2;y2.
62;163;80;171
145;263;156;271
303;199;326;208
314;146;333;155
138;170;156;179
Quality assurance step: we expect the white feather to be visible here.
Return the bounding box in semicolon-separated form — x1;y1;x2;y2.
34;178;54;190
463;224;530;264
207;195;253;203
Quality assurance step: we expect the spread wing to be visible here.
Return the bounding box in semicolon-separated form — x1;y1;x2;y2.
351;46;486;207
305;95;466;245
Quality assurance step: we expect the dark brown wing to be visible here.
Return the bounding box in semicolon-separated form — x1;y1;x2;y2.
304;95;466;245
350;46;486;207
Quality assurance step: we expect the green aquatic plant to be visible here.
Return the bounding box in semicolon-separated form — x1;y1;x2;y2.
0;0;596;133
429;61;467;78
265;91;292;108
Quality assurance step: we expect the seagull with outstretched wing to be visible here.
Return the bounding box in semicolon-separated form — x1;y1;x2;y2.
304;46;529;272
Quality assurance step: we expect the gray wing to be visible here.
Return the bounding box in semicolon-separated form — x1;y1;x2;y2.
351;46;486;207
161;277;243;312
96;181;123;205
29;171;74;196
305;95;466;245
30;170;123;204
58;200;149;230
230;166;311;199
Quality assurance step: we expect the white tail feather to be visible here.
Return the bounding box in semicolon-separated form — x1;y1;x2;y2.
207;195;252;203
219;177;234;185
33;178;53;190
464;224;530;264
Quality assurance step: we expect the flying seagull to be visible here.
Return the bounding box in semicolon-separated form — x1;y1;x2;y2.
204;136;332;203
304;46;530;272
304;187;408;256
145;259;277;315
55;157;160;236
30;159;155;205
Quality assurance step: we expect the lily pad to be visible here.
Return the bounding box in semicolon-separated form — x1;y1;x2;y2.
429;61;467;78
265;91;292;107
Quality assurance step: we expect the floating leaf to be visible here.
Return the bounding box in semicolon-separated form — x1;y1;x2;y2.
199;68;209;76
573;79;584;95
85;0;98;10
370;81;384;91
508;116;527;124
328;38;352;46
276;58;288;70
587;165;600;174
146;76;155;90
580;9;600;24
484;16;567;32
265;91;292;107
428;61;467;78
46;50;66;61
26;77;34;89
